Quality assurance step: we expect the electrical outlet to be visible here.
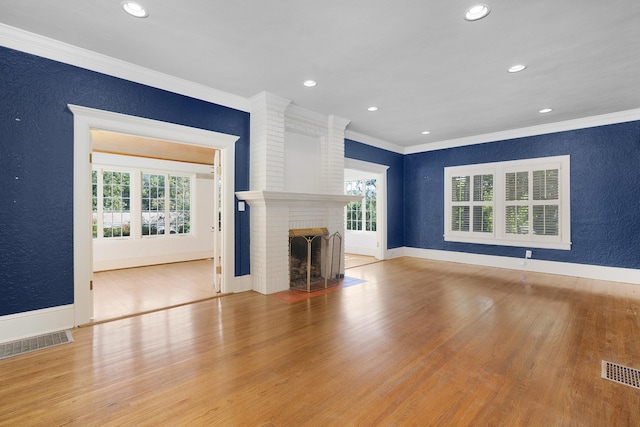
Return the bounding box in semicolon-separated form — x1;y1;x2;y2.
525;250;532;259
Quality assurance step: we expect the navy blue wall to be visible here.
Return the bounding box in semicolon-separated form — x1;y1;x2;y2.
345;139;404;249
3;45;638;319
404;121;640;269
0;46;251;317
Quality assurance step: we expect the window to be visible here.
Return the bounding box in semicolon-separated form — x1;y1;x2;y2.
93;165;192;239
141;173;165;236
92;169;131;239
142;173;191;235
346;180;363;231
505;168;560;236
444;156;570;250
169;175;191;234
345;178;377;232
450;173;494;233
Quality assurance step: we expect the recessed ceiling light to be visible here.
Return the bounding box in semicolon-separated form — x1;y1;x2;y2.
421;131;431;135
465;4;491;21
303;80;317;87
508;64;527;73
367;106;378;112
122;1;148;18
539;108;553;114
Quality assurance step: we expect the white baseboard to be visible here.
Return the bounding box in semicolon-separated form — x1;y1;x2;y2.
401;247;640;285
234;274;253;293
0;305;75;343
5;250;634;344
346;246;377;257
94;251;215;271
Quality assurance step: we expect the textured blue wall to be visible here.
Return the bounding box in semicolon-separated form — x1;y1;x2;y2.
3;45;638;318
404;121;640;269
345;140;404;249
0;46;251;317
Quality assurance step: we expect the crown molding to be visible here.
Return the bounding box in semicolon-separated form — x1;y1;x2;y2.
4;24;639;155
344;130;405;154
405;108;640;154
0;23;250;112
249;91;291;113
344;158;389;173
328;114;351;132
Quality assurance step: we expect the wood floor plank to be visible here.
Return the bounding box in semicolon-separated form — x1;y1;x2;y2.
92;259;218;322
1;257;639;426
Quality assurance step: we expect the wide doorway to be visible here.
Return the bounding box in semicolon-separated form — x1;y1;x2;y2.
71;105;239;326
89;129;223;322
344;158;389;260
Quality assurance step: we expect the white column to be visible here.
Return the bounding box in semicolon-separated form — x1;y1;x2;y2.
248;92;292;294
323;115;351;194
249;91;291;192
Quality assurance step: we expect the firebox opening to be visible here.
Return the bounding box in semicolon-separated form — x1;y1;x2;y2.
289;228;342;292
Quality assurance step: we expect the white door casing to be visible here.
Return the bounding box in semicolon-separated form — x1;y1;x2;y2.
70;105;239;325
344;158;389;260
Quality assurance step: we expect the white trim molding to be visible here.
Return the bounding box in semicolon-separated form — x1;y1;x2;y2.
344;158;390;175
444;155;571;250
400;247;640;285
406;108;640;154
344;158;390;260
345;130;405;154
0;23;249;112
0;305;74;343
70;104;239;326
234;275;253;293
4;23;639;159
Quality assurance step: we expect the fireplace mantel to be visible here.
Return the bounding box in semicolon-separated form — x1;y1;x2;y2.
236;191;361;207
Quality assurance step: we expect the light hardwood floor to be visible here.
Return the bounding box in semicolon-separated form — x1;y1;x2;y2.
344;253;379;269
1;257;639;425
92;259;219;322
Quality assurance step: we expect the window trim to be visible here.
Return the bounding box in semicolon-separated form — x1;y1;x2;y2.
93;162;195;241
93;167;133;241
444;155;571;250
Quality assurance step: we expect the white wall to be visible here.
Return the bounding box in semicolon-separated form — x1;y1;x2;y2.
92;154;216;271
345;232;378;256
284;130;321;193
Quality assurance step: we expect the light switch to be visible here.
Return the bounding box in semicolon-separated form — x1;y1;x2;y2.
238;201;246;212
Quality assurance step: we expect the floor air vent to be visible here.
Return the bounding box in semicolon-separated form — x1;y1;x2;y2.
0;330;73;360
601;360;640;389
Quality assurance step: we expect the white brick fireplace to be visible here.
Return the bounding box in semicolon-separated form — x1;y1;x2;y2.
236;92;359;294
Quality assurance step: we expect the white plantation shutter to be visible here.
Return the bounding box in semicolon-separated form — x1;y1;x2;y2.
532;169;559;236
444;156;570;250
505;171;529;235
449;174;493;234
505;168;559;236
472;174;493;233
451;176;471;231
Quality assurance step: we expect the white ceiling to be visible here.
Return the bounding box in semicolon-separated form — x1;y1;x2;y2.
1;0;639;148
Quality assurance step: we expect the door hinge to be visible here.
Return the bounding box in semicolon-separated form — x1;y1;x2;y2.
90;280;93;290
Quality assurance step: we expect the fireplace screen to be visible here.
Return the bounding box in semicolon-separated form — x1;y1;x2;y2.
289;228;342;292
